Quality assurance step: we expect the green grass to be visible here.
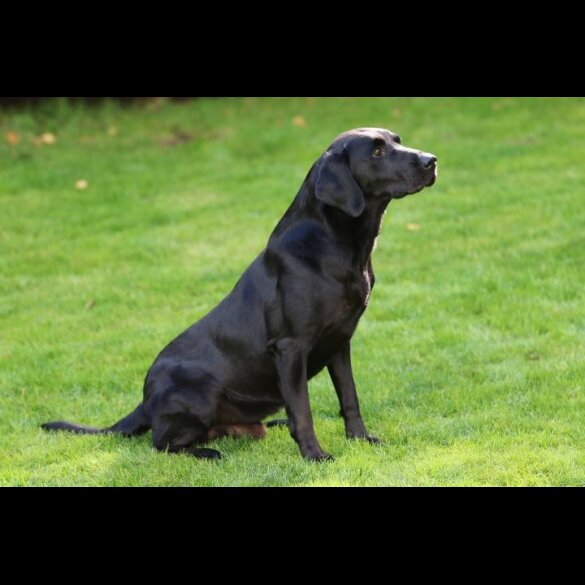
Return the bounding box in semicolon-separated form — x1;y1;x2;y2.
1;97;584;486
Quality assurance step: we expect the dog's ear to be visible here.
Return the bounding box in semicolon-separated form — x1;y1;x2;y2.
314;151;365;218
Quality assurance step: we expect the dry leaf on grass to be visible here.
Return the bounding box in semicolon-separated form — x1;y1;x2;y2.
406;223;421;231
292;115;307;128
6;131;20;145
33;132;57;146
160;128;195;147
41;133;56;145
75;179;89;190
85;299;96;310
107;126;119;137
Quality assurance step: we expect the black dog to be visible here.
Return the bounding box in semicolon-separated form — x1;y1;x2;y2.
43;128;437;461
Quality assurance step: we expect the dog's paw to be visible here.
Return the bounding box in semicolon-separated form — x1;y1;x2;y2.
303;449;335;462
187;447;222;460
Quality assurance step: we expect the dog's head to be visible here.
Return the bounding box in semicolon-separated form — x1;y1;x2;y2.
313;128;437;217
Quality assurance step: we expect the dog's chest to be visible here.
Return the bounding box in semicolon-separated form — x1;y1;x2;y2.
343;267;372;312
316;269;372;339
308;269;371;373
362;267;373;306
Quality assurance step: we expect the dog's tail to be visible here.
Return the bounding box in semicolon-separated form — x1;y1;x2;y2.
41;404;150;438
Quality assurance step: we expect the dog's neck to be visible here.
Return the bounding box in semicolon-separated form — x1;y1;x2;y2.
271;177;392;271
323;196;392;270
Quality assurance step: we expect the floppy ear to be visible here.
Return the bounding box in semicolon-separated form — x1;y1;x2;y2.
314;151;365;218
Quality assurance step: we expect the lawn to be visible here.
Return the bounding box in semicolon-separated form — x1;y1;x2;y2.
1;97;584;487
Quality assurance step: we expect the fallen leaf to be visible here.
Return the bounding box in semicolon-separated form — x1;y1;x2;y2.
75;179;89;190
85;299;96;310
33;133;57;146
292;115;307;128
392;108;402;118
41;132;56;145
107;126;119;137
6;131;20;146
159;128;195;147
406;223;421;231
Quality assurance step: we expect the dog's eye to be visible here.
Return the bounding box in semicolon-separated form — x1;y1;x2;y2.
372;147;384;158
394;136;402;144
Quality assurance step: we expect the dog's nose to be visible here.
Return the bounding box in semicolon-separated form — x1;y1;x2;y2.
420;153;437;169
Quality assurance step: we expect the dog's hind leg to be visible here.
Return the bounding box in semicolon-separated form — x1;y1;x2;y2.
148;377;222;460
152;411;222;460
154;429;222;459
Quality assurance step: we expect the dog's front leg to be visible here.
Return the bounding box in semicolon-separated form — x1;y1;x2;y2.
273;338;333;461
328;342;380;444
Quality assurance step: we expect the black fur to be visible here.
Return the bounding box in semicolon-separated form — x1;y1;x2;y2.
43;128;437;461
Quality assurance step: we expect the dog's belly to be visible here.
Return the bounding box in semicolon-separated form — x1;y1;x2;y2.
215;354;284;422
212;322;358;423
216;333;351;424
216;393;284;424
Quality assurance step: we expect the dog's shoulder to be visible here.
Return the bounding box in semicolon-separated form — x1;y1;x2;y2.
269;220;329;272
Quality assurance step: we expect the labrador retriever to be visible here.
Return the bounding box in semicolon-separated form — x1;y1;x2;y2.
43;128;437;461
